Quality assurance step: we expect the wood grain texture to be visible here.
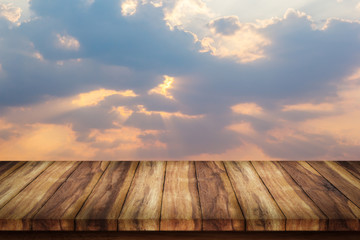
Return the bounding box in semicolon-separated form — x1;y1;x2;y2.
0;162;79;230
32;161;109;231
0;161;359;232
224;161;285;231
0;162;25;182
308;162;360;207
0;162;52;210
118;162;166;231
160;161;201;231
281;161;360;231
76;162;138;231
195;161;244;231
337;161;360;180
2;231;360;240
253;161;327;231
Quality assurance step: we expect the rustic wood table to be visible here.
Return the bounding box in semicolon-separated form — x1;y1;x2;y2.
0;161;359;239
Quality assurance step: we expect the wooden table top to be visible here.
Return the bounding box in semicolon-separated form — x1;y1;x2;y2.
0;161;359;231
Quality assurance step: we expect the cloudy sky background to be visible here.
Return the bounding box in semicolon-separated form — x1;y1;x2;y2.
1;0;360;160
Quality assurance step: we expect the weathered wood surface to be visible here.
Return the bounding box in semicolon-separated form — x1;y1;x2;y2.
118;162;166;231
195;162;244;231
0;162;25;182
0;161;359;232
337;161;360;179
161;161;201;231
2;231;360;240
0;162;79;230
76;162;138;231
32;161;109;231
224;161;285;231
308;162;360;207
0;162;52;209
253;162;327;231
281;161;360;231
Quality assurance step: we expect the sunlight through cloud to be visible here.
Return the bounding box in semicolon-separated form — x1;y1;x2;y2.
148;75;175;100
72;89;137;107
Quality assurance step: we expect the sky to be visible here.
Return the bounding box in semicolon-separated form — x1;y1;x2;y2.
0;0;360;160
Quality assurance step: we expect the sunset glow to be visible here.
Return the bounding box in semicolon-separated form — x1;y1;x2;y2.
1;0;360;160
72;89;137;107
148;75;175;100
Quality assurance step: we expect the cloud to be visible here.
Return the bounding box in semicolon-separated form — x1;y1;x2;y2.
121;0;138;16
226;121;256;136
56;34;80;51
0;121;95;160
72;88;137;107
0;3;22;23
1;1;360;160
231;102;263;116
163;0;212;30
208;16;241;35
148;75;175;100
201;16;270;62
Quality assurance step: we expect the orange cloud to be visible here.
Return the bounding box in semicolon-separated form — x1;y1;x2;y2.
0;123;94;160
148;75;175;100
87;127;166;160
346;67;360;81
72;88;137;107
111;106;134;123
231;102;263;116
300;110;360;146
0;119;167;160
266;126;308;143
3;88;138;124
297;82;360;147
226;121;256;136
136;105;203;119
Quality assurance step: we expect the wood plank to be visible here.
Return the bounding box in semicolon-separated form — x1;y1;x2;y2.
336;161;360;180
160;161;201;231
224;161;285;231
32;161;109;231
76;162;138;231
195;161;244;231
118;162;166;231
0;162;26;182
281;161;360;231
252;161;327;231
0;162;52;210
0;162;79;230
308;162;360;208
